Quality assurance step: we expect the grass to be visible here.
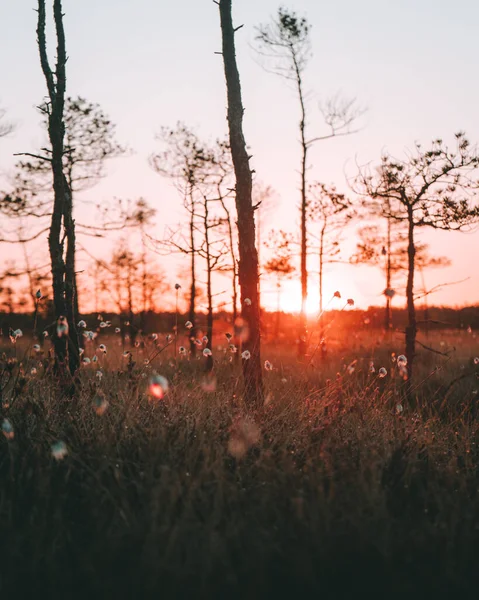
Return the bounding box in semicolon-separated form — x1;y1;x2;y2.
1;324;479;598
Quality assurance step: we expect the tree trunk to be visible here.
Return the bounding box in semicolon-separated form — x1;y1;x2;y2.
405;209;416;399
188;191;197;356
292;55;308;358
385;215;392;332
219;0;263;407
37;0;78;384
204;204;214;372
319;227;326;360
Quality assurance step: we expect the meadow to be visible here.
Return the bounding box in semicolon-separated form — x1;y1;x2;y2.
1;314;479;599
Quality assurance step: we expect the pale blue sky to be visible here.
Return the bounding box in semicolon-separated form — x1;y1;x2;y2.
1;0;479;310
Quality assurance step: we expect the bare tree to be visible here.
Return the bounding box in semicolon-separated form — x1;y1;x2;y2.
263;231;295;337
35;0;80;380
8;95;125;325
354;133;479;395
352;212;449;332
218;0;263;406
308;183;353;320
254;7;363;357
151;124;214;355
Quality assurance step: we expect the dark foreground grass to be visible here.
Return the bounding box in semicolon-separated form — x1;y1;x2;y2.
1;331;479;599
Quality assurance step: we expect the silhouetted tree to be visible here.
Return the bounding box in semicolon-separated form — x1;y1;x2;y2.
355;133;479;396
9;95;125;324
35;0;79;380
264;231;295;337
218;0;263;406
254;7;363;357
308;183;353;320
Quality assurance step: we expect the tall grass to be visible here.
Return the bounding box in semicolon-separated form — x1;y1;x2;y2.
1;327;479;598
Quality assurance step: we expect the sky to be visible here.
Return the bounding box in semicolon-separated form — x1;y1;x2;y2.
1;0;479;312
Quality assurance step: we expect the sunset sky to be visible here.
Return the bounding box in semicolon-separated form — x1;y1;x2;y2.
1;0;479;312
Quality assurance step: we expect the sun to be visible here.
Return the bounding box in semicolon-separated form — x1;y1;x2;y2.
266;279;365;315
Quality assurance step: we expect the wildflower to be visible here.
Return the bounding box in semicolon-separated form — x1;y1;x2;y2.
229;344;237;353
175;283;181;290
264;360;273;371
93;395;109;416
79;348;84;356
84;330;97;341
474;357;479;365
144;358;150;365
57;316;69;338
2;419;14;440
281;377;288;383
134;341;140;348
31;367;37;375
241;350;251;360
96;370;103;380
13;329;23;339
203;348;212;357
244;298;252;306
148;374;169;400
166;334;171;342
82;357;91;364
77;320;87;328
115;327;121;334
347;298;355;307
179;346;186;355
151;333;158;341
122;351;131;358
105;321;112;327
347;360;357;375
384;288;396;298
35;289;42;300
378;367;388;378
43;331;49;338
97;314;103;321
185;321;193;329
369;361;375;373
100;322;107;328
92;355;98;363
334;291;341;299
397;355;407;367
51;441;68;461
225;332;232;340
201;374;217;392
33;344;41;352
202;335;208;343
396;403;403;414
195;339;203;346
98;344;107;354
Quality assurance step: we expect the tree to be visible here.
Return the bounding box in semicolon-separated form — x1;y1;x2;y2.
9;95;125;324
352;215;449;331
308;183;353;320
254;7;363;357
218;0;263;406
263;231;295;337
35;0;79;380
354;133;479;395
151;123;212;355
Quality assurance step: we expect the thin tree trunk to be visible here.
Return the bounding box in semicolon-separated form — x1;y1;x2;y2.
219;0;263;407
319;226;326;360
290;53;309;358
405;209;416;400
63;175;80;374
385;215;392;332
204;202;214;372
188;191;197;356
37;0;78;381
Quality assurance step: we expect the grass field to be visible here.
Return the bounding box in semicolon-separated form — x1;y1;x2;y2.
1;323;479;598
